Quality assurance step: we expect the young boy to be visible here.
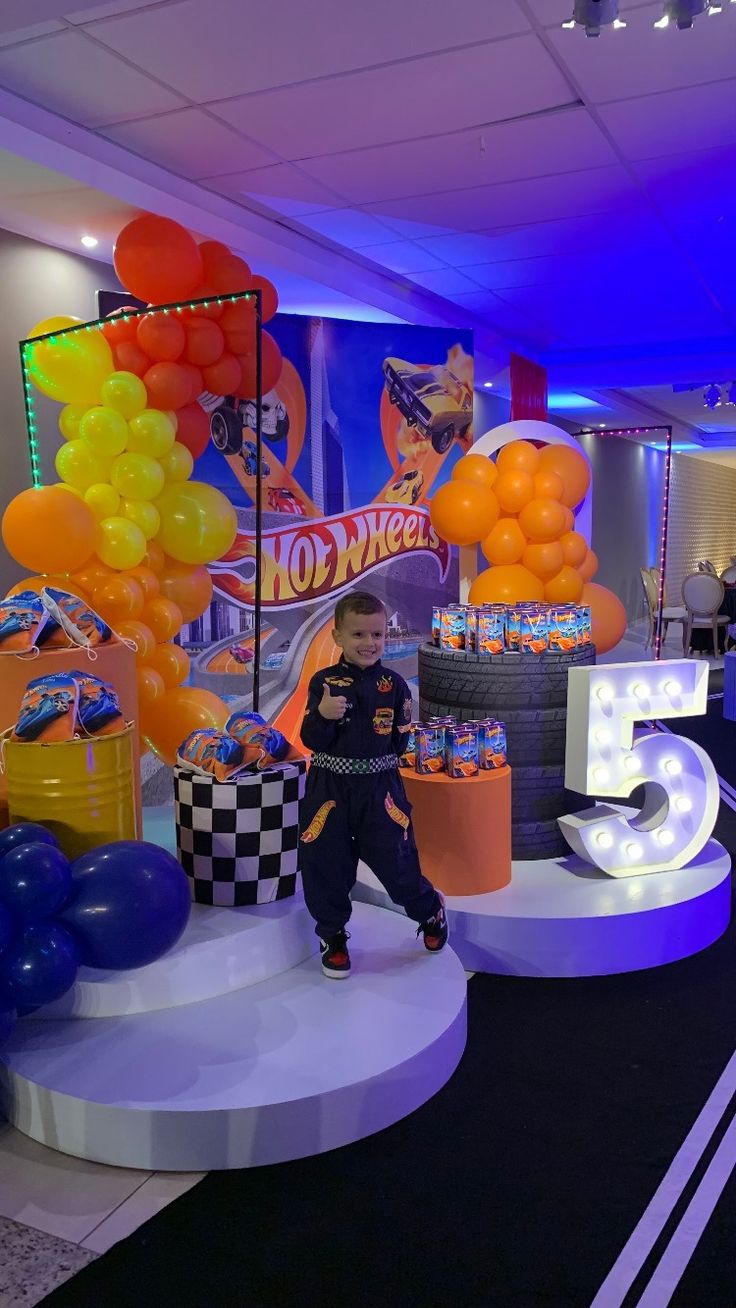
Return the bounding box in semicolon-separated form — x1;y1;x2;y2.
299;591;447;978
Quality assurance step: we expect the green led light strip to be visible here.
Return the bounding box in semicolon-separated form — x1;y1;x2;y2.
20;289;260;489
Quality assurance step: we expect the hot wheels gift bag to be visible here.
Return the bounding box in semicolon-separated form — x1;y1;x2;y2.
11;672;79;743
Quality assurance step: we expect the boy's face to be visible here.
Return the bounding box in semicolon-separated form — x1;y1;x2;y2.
333;609;387;669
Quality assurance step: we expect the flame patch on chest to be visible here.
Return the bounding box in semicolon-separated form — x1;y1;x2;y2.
376;675;394;694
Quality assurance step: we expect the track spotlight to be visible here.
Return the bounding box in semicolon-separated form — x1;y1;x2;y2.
562;0;626;35
654;0;708;27
703;384;722;409
727;382;736;406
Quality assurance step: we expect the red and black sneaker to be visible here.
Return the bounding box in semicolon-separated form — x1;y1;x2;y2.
417;902;449;953
319;930;351;979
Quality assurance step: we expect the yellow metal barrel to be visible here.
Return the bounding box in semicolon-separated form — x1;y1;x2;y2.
5;726;138;859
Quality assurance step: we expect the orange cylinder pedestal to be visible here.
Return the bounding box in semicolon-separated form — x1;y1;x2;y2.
403;766;512;897
0;642;141;833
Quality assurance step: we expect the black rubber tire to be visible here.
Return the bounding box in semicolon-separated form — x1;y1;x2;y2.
210;406;243;455
512;819;570;860
418;643;595;712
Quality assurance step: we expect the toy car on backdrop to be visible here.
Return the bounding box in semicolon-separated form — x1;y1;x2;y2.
229;643;255;665
383;358;472;453
241;441;271;478
267;487;306;516
209;390;289;458
385;469;424;505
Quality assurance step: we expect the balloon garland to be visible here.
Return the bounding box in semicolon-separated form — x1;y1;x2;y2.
3;215;284;764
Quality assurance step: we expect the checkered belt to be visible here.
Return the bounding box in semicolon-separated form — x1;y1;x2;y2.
311;752;398;775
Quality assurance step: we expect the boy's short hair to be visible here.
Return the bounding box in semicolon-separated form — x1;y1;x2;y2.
334;591;386;628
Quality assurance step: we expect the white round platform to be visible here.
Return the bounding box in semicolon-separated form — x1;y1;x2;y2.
0;902;467;1171
354;839;731;977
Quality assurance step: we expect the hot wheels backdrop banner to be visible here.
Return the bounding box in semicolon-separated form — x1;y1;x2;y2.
185;315;473;739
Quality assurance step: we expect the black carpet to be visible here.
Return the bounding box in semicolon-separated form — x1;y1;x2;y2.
43;697;736;1308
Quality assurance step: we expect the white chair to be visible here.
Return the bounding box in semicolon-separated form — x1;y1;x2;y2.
698;559;718;575
681;571;729;656
640;567;686;649
720;559;736;584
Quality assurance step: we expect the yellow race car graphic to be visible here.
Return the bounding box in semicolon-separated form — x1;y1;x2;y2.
385;469;424;505
383;357;473;454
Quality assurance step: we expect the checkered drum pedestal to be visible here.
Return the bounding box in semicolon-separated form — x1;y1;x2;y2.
174;760;306;907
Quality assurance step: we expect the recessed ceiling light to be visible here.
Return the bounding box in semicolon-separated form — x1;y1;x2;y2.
598;423;606;428
81;235;98;249
483;381;493;389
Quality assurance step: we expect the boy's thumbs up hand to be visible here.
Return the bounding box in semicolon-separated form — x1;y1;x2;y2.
319;683;347;721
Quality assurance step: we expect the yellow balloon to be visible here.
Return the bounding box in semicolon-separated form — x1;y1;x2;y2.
97;516;147;570
122;498;161;541
59;404;88;442
155;481;237;565
84;483;120;521
101;371;147;420
79;406;129;457
165;411;179;432
53;482;83;498
111;452;165;502
26;317;114;405
126;410;176;459
159;442;194;483
55;439;110;492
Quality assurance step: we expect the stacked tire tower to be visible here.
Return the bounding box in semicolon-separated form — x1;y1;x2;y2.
419;642;595;859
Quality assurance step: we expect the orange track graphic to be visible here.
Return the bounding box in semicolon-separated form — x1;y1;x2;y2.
205;626;275;674
272;618;338;747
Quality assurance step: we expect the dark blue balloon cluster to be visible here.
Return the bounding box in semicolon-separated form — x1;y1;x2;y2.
0;825;191;1046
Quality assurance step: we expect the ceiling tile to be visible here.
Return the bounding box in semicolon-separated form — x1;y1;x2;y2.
524;0;654;23
366;166;643;234
295;208;397;248
0;20;64;46
418;211;666;265
451;290;551;344
464;245;684;291
407;268;484;296
211;35;573;158
89;0;530;103
632;145;736;220
547;4;736;103
206;163;342;214
359;242;446;274
64;0;160;19
100;109;275;179
599;80;736;160
0;30;183;126
298;108;616;204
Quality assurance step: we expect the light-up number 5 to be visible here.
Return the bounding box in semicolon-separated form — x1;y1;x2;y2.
558;660;718;876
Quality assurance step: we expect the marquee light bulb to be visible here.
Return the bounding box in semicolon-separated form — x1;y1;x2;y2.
595;830;614;849
624;755;640;773
631;681;650;699
662;679;682;696
593;766;610;785
596;684;614;703
675;796;693;813
595;728;612;746
657;830;675;846
625;842;643;860
663;758;682;775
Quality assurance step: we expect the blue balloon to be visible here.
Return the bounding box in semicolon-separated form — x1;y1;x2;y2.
0;901;12;955
0;1005;17;1045
0;823;59;861
1;921;79;1009
0;842;72;922
61;841;191;970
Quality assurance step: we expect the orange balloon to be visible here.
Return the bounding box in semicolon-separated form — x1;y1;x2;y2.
560;506;575;534
429;482;499;547
537;444;591;509
93;575;145;625
522;541;564;582
560;530;588;568
114;215;203;305
581;581;627;655
518;497;567;544
158;559;213;624
5;574;84;598
116;619;156;664
451;454;497;493
533;469;564;501
142;686;228;766
578;549;599;582
2;486;97;574
144;596;183;643
544;566;584;604
481;518;527;566
494;469;534;515
71;559;114;595
125;565;160;602
144;540;166;573
148;641;190;688
496;440;540;477
137;665;166;710
469;564;544;605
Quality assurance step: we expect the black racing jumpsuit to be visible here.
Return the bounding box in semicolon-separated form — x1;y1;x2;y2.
299;656;440;941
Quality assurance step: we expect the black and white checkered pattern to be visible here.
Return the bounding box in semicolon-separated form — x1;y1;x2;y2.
311;752;398;775
174;759;306;907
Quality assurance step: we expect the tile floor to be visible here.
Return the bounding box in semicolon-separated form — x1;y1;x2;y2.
0;1121;203;1305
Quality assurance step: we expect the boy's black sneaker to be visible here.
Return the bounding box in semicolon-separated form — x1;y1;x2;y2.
319;930;351;979
417;902;449;953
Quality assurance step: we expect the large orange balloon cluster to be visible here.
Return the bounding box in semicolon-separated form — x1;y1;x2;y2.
2;213;286;761
430;440;626;652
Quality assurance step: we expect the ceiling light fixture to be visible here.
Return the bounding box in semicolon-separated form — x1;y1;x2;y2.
727;382;736;406
562;0;626;36
654;0;709;28
703;383;722;409
483;381;494;389
80;235;98;249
